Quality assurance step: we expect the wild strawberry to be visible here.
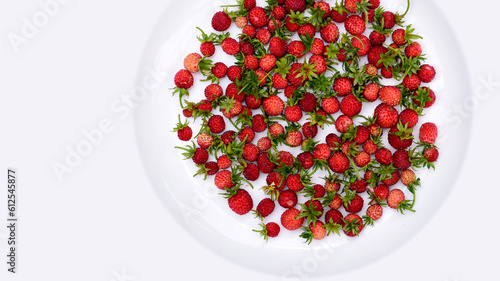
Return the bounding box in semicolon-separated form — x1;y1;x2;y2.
354;151;371;167
214;170;233;189
285;129;303;147
276;151;294;168
226;188;253;215
381;66;393;78
326;133;341;148
211;62;228;78
344;0;361;13
345;15;366;36
399;108;419;128
419;122;438;144
343;214;364;237
288;63;306;87
298;23;316;38
387;188;405;209
243;162;260;181
312;184;326;198
373;184;390;200
309;55;327;74
234;16;248;28
174;69;194;89
253;222;280;241
272;73;288;89
328;152;350;174
351;35;371;57
242;143;259;162
424;147;439;162
388;126;413;150
313;143;332;160
255;69;268;85
173;116;192;141
238;126;255;143
330;8;347;23
256;28;271;44
344;194;364;213
340;94;362;117
204;84;223;101
298;92;317;112
333;77;353;96
380;11;395;29
392;149;411;170
221;37;240;56
242;25;256;39
297;152;314;169
321;96;340;114
400;169;417;186
402;74;422;91
211;11;231;31
392;28;406;45
278;190;298;208
375;148;392;165
320;23;340;43
248;6;269;28
325;209;344;225
257;136;272;151
281;208;305;231
363;83;380;102
374;103;399;128
254;196;275;217
379;86;401;106
271;5;286;20
418;64;436;83
302;221;327;242
244;55;259;70
369;30;386;46
217;155;232;170
257;152;276;173
363;139;378;154
268;123;285;137
267;171;286;191
195;132;213;149
285;0;306;12
259;53;277;72
251;114;267;132
285;17;300;32
367;45;388;68
200;41;216;57
365;204;383;221
243;0;256;10
302;122;318;138
413;87;436;108
269;37;287;57
263;95;285;116
335;115;354;133
405;42;422;58
183;53;202;73
221;130;236;145
284;105;303;123
382;170;400;186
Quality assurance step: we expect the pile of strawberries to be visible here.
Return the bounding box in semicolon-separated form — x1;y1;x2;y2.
172;0;439;243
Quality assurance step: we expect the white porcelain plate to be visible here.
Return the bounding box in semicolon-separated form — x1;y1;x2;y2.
134;0;471;276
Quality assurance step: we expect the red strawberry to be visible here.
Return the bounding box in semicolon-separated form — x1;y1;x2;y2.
375;148;392;165
418;64;436;83
325;209;344;226
297;151;314;169
351;35;371;57
388;126;413;150
343;214;364;237
344;0;361;13
373;184;390;200
259;53;277;72
399;108;419;128
191;148;208;164
313;143;332;160
284;105;303;122
183;53;202;73
174;117;192;141
354;151;370;167
424;147;439;162
402;74;422;91
380;11;395;29
240;40;255;54
254;222;280;241
221;37;240;56
196;132;214;149
288;63;306;86
387;188;405;209
345;15;366;36
276;151;294;167
248;6;269;28
330;8;347;23
302;122;318;139
251;114;267;133
363;139;378;154
244;55;259;70
217;154;232;169
328;152;350;174
333;77;353;96
285;129;303;147
255;198;275;219
369;30;386;46
326;133;341;148
321;96;340;114
238;126;255;143
340;94;362;117
366;204;383;221
256;28;271;44
281;208;305;231
400;169;416;186
221;130;236;145
379;86;401;106
413;87;436;108
214;170;233;189
335;115;353;133
287;41;306;58
242;143;259;162
382;170;400;186
257;136;272;151
204;84;223;101
257;152;276;173
363;83;380;102
211;11;231;31
419;122;438;144
263;95;285;116
392;149;411;170
174;69;194;89
227;188;253;215
269;37;287;57
309;54;327;74
344;194;364;213
246;95;262;110
367;45;388;68
206;115;225;134
278;190;298;208
374;103;399;128
305;221;327;241
272;73;288;89
285;17;300;32
320;23;340;43
244;0;256;10
271;5;286;20
405;42;422;58
313;184;326;198
285;0;306;12
268;123;285;137
243;162;260;181
200;41;215;57
392;28;406;46
267;171;285;191
211;62;228;78
298;92;317;112
298;23;316;38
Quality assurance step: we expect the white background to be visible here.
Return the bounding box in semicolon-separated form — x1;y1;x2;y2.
0;0;499;281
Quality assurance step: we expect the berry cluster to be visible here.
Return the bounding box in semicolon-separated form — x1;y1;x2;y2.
172;0;439;243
